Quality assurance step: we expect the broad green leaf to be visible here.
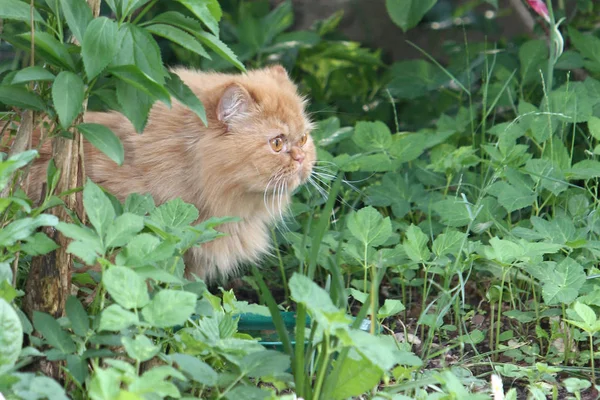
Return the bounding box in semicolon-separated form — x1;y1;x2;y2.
346;206;392;248
52;71;85;129
145;11;202;33
365;173;411;218
109;65;171;106
89;367;122;400
0;85;46;111
568;160;600;180
353;153;393;172
165;72;207;125
103;266;149;310
432;230;466;257
0;0;43;23
15;32;75;70
83;179;116;239
542;257;586;305
82;17;119;80
432;199;472;227
519;40;547;85
141;290;196;328
378;299;405;318
116;79;154;133
147;24;210;59
224;386;271;400
20;232;59;256
65;296;89;337
175;0;221;36
122;335;159;362
78;123;124;166
195;31;245;71
116;234;176;266
329;353;383;400
525;158;567;196
240;350;290;378
387;60;448;99
150;197;199;229
589;116;600;140
125;193;155;216
66;354;88;385
403;224;430;262
98;304;139;332
389;132;429;163
0;299;23;375
573;302;597;328
67;240;101;265
487;181;536;213
544;82;594;123
0;214;58;247
129;366;183;398
112;23;166;84
60;0;93;44
105;213;144;248
11;66;55;84
289;273;348;325
483;237;523;264
353;121;392;151
33;312;76;354
170;353;218;385
385;0;437;32
568;27;600;72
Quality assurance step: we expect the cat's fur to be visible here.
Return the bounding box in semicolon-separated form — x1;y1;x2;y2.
26;65;315;281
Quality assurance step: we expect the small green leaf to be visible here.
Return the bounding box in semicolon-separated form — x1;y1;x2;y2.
124;193;155;215
170;353;217;385
432;230;466;257
542;257;586;305
89;367;122;400
329;354;384;400
83;179;116;239
53;71;85;129
109;64;171;106
141;290;197;328
112;23;166;84
122;335;159;362
0;0;44;23
11;66;55;84
16;32;76;70
78;123;124;166
147;24;210;59
98;304;139;332
346;206;392;248
573;302;597;328
150;197;199;229
195;31;245;71
33;312;76;354
519;40;547;85
240;350;290;378
165;72;207;125
0;299;23;375
385;0;437;32
568;160;600;180
105;213;145;248
20;232;59;256
82;17;119;79
353;121;392;151
103;267;150;310
65;296;89;337
175;0;221;36
0;85;46;111
116;79;154;133
60;0;93;44
66;354;88;385
378;299;405;318
403;224;430;262
0;215;58;247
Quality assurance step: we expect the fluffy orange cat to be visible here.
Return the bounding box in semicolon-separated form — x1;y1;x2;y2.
27;65;316;281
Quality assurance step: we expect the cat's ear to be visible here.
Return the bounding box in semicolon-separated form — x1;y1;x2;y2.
217;83;251;123
268;64;288;77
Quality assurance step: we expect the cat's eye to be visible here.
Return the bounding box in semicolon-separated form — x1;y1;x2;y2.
298;133;308;147
270;136;284;152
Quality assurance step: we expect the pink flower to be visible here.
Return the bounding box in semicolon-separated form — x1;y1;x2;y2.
526;0;550;23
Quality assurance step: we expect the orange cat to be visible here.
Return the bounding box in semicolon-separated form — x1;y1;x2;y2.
27;65;316;281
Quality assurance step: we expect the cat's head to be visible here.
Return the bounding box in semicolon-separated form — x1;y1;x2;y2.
207;65;315;197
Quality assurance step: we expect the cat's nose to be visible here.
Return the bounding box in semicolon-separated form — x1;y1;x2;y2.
290;147;305;164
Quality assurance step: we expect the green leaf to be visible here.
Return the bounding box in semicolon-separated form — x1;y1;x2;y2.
329;354;383;400
195;31;245;71
568;160;600;180
378;299;405;318
141;290;197;328
11;66;55;84
66;354;88;385
432;230;466;258
150;197;199;229
116;79;154;133
353;121;392;151
20;232;59;256
65;296;89;338
105;213;145;248
165;71;207;125
542;257;586;305
589;116;600;140
573;302;597;328
129;366;184;398
432;199;472;227
568;27;600;72
0;299;23;375
0;85;46;111
175;0;221;36
60;0;93;44
519;40;547;85
16;31;75;70
52;71;85;129
170;353;217;385
109;64;171;106
124;193;155;216
224;386;271;400
122;335;160;362
487;181;536;213
89;367;122;400
147;24;210;59
365;173;411;218
98;304;139;332
82;17;119;80
544;82;594;123
78;123;124;166
385;0;437;32
83;179;116;239
33;312;76;354
103;266;150;310
387;60;448;99
240;350;290;378
0;214;58;247
403;224;430;262
388;132;429;163
112;23;166;84
346;206;392;248
0;0;43;23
